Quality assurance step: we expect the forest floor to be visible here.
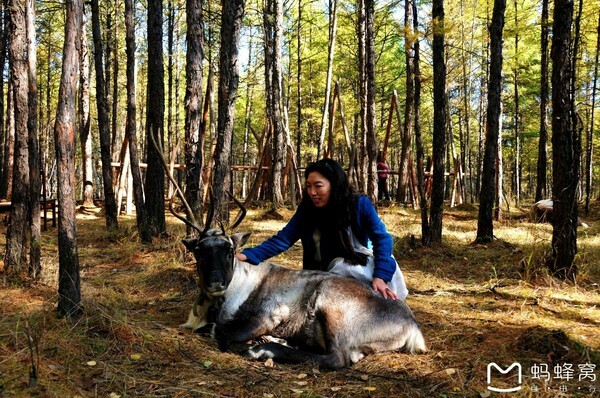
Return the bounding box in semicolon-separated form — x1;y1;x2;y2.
0;200;599;398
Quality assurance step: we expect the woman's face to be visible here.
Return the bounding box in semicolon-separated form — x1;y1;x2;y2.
306;171;332;208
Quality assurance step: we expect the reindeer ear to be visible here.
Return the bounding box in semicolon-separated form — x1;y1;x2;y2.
230;232;251;249
182;238;199;252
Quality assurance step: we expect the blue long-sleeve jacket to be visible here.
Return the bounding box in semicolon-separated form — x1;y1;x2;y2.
241;195;396;282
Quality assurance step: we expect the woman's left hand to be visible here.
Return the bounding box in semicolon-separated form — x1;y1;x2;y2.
372;277;397;300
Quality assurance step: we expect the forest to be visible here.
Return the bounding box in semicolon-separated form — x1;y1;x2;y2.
0;0;599;396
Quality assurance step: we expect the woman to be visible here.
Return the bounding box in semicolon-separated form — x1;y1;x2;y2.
236;158;407;300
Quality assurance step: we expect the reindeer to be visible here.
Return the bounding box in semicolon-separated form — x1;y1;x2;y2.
150;133;426;368
530;199;589;228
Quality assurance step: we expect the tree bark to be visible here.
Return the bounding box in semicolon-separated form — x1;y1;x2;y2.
550;0;578;280
0;0;7;196
317;0;338;160
79;7;94;207
585;12;599;214
365;0;377;201
430;0;447;243
145;0;166;236
125;0;151;244
184;0;204;235
55;0;82;317
412;2;429;245
264;0;285;207
4;0;30;273
27;0;40;278
296;0;302;168
512;0;520;206
535;0;549;202
357;0;368;193
477;0;506;243
111;0;119;164
397;0;415;203
91;0;118;230
213;0;244;225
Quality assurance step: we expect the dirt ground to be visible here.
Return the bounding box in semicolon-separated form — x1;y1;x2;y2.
1;201;599;397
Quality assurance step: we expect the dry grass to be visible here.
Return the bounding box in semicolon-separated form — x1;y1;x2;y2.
0;202;599;397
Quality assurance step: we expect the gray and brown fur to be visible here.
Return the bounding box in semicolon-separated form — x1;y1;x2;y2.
181;231;426;369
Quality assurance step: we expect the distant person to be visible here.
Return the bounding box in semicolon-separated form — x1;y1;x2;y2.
377;155;391;201
236;158;407;300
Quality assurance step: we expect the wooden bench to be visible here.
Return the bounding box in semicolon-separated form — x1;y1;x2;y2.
0;198;57;230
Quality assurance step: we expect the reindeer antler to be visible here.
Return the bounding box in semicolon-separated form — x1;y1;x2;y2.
226;191;247;230
149;127;204;234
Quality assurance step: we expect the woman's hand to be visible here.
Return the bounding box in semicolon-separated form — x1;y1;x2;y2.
372;277;397;300
235;253;248;261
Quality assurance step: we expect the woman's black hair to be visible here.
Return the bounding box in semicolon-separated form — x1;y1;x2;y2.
301;158;358;230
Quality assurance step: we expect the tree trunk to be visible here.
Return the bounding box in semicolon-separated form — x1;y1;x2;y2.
111;0;119;164
1;80;14;200
476;0;506;243
27;0;40;278
412;1;429;245
184;0;204;235
91;0;118;230
264;0;285;207
55;0;82;317
0;0;7;196
357;0;368;193
167;0;174;171
317;0;338;160
365;0;377;201
145;0;166;236
105;3;113;156
79;7;94;207
512;0;520;206
585;12;599;214
495;102;503;221
212;0;244;225
125;0;151;244
296;0;302;168
429;0;447;243
550;0;578;280
535;0;549;202
397;0;415;203
4;0;30;273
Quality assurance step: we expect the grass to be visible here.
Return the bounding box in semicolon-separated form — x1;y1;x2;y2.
0;201;599;397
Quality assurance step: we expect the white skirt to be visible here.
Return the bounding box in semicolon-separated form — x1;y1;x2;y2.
327;228;408;300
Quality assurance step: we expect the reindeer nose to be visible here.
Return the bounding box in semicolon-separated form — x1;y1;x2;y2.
206;281;227;293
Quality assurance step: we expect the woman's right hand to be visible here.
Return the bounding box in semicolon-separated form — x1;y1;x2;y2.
235;253;248;261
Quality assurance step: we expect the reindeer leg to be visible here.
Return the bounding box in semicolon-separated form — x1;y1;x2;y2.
245;342;347;369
